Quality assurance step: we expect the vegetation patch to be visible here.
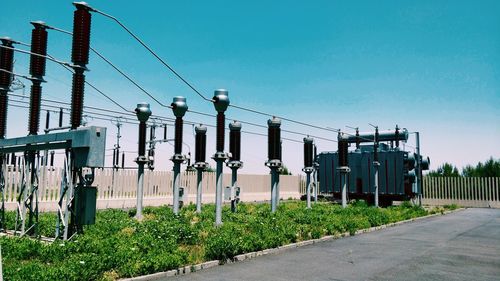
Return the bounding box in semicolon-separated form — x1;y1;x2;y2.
1;201;438;280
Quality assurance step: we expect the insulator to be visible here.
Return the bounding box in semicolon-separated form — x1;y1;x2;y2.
338;136;349;167
45;110;50;130
195;125;207;163
174;116;183;155
216;112;225;152
355;129;360;149
0;40;14;88
115;148;120;166
0;93;7;139
267;118;281;160
303;137;313;168
229;121;242;161
58;108;63;127
10;153;15;166
421;156;430;171
374;128;379;162
149;125;155;140
121;152;125;169
28;82;42;135
138;121;147;156
163;124;167;140
50;151;54;167
395;125;400;148
313;145;318;163
404;153;416;170
112;149;117;168
279;140;283;161
71;7;92;66
29;26;48;77
70;70;85;129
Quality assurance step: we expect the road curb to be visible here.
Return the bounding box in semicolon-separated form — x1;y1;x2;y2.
120;207;465;281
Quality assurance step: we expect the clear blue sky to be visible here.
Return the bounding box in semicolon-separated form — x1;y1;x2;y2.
1;0;499;174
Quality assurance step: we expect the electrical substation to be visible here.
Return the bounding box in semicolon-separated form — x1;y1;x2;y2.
0;1;431;243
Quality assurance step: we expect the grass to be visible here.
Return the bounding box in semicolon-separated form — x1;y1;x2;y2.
0;200;437;280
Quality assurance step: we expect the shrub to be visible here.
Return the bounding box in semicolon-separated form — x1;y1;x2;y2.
0;200;432;280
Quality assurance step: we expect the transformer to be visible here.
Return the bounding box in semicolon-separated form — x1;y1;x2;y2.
318;143;428;205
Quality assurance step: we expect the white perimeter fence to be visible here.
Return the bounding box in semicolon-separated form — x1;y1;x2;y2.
422;177;500;208
3;168;305;211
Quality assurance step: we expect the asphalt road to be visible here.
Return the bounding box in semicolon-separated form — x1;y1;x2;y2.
170;208;500;281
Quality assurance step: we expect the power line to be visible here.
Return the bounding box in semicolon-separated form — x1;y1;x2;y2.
0;45;74;68
84;6;346;135
3;28;351;145
92;8;213;103
1;44;132;113
35;5;396;147
9;97;306;144
20;20;343;143
47;24;171;108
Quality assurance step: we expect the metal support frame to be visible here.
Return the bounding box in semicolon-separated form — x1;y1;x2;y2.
1;126;105;239
14;151;40;236
55;151;74;240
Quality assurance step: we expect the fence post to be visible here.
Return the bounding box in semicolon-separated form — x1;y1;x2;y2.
495;178;499;202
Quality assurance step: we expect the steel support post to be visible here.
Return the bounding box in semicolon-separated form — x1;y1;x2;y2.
306;172;311;209
215;157;224;225
313;168;318;203
135;160;146;220
374;161;380;207
338;166;350;208
0;154;5;230
231;167;238;212
172;160;182;215
276;170;281;207
196;167;203;213
342;174;347;208
415;132;422;206
271;166;279;212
